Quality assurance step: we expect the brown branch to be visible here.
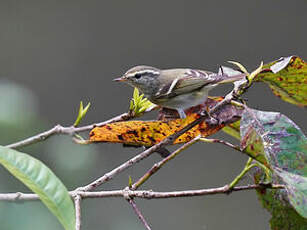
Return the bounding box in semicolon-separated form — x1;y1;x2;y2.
6;112;133;149
0;184;285;201
127;198;152;230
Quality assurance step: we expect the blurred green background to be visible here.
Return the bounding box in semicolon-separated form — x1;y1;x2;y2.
0;0;306;229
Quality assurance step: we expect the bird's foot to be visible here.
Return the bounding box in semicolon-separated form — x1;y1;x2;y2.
200;110;219;125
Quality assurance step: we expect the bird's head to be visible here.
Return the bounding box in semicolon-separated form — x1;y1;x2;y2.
114;65;161;95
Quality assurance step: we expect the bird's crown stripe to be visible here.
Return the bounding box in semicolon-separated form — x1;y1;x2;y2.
127;70;159;77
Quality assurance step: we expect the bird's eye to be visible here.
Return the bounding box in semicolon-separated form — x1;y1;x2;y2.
134;73;142;79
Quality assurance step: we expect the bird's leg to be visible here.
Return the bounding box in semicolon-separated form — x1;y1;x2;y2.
200;107;219;125
177;108;187;119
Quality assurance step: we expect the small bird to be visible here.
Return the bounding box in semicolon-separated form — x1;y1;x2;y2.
114;66;245;118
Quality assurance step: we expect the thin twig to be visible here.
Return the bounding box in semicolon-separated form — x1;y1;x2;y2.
74;195;82;230
131;136;201;190
128;199;152;230
199;137;241;151
229;163;258;189
0;184;285;201
6;112;133;149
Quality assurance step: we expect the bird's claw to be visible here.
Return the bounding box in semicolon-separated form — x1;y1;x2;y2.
200;110;219;125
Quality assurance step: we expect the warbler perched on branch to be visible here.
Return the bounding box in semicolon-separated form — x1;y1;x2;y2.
114;66;245;118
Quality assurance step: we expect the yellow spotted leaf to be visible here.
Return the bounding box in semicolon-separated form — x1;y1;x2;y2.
90;113;224;146
90;98;243;146
255;56;307;107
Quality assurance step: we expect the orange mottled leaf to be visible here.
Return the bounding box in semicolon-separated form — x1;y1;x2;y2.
90;98;243;146
90;112;224;146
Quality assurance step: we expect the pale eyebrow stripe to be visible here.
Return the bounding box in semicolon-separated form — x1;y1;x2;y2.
126;73;136;78
166;78;179;95
139;70;159;75
126;70;159;78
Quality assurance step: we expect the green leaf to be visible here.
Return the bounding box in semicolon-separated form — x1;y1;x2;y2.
129;100;134;111
240;108;307;219
128;176;133;188
222;121;268;165
255;56;307;107
228;61;263;84
254;169;307;230
74;101;91;127
0;146;75;230
129;88;155;116
241;108;307;175
222;120;241;139
133;87;139;100
276;169;307;218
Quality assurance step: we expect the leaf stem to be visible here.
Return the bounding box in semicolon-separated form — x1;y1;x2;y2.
199;137;241;152
228;157;258;190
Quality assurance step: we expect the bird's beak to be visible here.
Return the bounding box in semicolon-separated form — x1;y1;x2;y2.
113;76;127;82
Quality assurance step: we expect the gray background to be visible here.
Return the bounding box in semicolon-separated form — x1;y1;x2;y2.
0;0;306;229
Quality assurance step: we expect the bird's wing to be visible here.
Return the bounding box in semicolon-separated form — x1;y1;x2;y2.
155;69;217;98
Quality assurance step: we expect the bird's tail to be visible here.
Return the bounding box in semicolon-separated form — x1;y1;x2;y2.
217;73;246;84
